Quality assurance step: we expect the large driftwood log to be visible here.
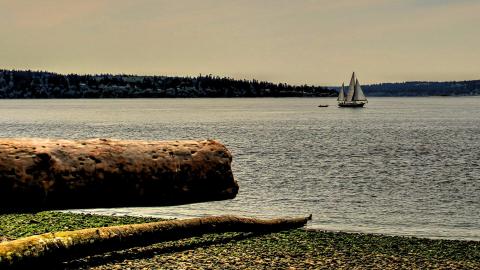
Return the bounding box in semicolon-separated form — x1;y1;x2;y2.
0;215;311;267
0;138;238;211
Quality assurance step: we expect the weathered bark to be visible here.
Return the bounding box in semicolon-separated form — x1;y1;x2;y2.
0;215;311;268
0;138;238;212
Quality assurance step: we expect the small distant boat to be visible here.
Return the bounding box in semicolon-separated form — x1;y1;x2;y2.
317;104;329;108
338;72;367;107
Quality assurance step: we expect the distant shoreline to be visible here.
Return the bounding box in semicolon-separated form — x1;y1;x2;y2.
1;69;479;98
341;80;480;97
0;69;336;99
0;95;478;100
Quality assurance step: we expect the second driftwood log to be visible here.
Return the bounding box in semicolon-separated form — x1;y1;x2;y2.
0;215;312;268
0;138;238;212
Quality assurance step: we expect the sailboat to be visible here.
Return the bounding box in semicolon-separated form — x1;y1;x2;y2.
338;72;368;107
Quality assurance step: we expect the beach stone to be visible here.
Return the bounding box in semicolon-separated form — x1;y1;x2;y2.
0;138;238;212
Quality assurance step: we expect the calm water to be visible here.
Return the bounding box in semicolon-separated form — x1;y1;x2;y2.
0;97;479;241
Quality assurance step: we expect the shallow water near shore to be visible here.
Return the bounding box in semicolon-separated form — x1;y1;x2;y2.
0;97;479;241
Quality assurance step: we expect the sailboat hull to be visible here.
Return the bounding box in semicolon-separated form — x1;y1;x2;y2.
338;102;366;108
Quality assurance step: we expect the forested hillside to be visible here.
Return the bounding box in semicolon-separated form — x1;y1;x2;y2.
362;80;480;96
0;70;336;98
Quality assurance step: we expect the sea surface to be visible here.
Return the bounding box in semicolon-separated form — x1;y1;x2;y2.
0;97;479;241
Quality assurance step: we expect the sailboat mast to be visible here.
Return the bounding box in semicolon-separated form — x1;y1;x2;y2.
353;79;358;100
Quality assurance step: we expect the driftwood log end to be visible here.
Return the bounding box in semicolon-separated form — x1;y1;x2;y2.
0;138;238;211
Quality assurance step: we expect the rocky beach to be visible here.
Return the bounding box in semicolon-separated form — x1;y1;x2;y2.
1;212;478;269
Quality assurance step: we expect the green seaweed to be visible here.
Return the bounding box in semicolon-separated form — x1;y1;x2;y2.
0;211;162;240
1;212;478;269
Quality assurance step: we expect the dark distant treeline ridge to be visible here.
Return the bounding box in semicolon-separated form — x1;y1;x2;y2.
0;69;336;98
361;80;480;96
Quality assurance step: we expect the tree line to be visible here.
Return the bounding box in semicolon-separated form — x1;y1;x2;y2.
362;80;480;96
0;70;336;98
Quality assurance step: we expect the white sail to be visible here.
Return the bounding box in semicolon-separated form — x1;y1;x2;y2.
337;83;345;101
345;72;355;102
353;79;367;101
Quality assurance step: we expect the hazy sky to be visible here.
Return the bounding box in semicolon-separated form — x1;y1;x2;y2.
1;0;479;85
